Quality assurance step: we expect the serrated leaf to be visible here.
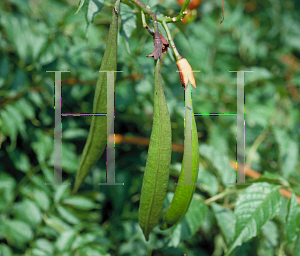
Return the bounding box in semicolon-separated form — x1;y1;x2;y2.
211;203;235;244
286;193;300;243
225;183;282;256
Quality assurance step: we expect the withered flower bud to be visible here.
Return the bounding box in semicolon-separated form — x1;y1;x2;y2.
176;58;196;88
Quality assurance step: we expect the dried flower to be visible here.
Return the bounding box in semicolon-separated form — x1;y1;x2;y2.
176;58;196;88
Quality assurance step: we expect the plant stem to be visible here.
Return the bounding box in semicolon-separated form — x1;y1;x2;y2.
162;21;181;61
180;0;190;15
131;0;189;23
246;128;269;167
141;10;147;27
131;0;159;37
204;188;238;205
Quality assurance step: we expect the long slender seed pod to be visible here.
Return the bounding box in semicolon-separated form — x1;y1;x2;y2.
138;59;172;241
73;0;120;194
160;82;199;230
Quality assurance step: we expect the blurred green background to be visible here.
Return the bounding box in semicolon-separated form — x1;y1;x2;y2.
0;0;299;255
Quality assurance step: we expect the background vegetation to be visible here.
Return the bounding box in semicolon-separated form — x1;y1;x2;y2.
0;0;299;255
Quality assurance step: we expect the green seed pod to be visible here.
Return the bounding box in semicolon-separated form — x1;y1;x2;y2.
73;1;120;194
160;86;199;230
138;60;172;241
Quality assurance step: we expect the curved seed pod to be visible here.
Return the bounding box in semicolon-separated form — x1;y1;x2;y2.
73;0;120;194
160;89;199;230
138;60;172;241
176;58;196;88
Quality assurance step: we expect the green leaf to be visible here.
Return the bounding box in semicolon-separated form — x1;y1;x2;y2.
48;142;79;173
295;232;300;256
62;196;96;211
30;248;48;256
252;172;290;187
5;104;27;139
197;166;219;196
7;148;31;173
44;215;71;233
0;173;16;211
62;128;88;140
0;109;18;148
0;13;30;61
5;219;33;247
71;233;97;250
274;128;299;179
54;185;71;204
14;98;36;121
199;144;235;186
57;205;80;224
184;196;208;235
13;199;42;227
211;203;235;244
247;67;273;83
120;3;137;54
32;188;50;211
0;244;13;256
163;194;207;246
55;230;77;252
225;183;282;255
286;193;300;243
31;129;53;164
87;0;105;23
75;0;86;15
261;220;278;248
34;238;54;255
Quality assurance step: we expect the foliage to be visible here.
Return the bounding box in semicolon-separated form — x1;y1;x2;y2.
0;0;300;255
